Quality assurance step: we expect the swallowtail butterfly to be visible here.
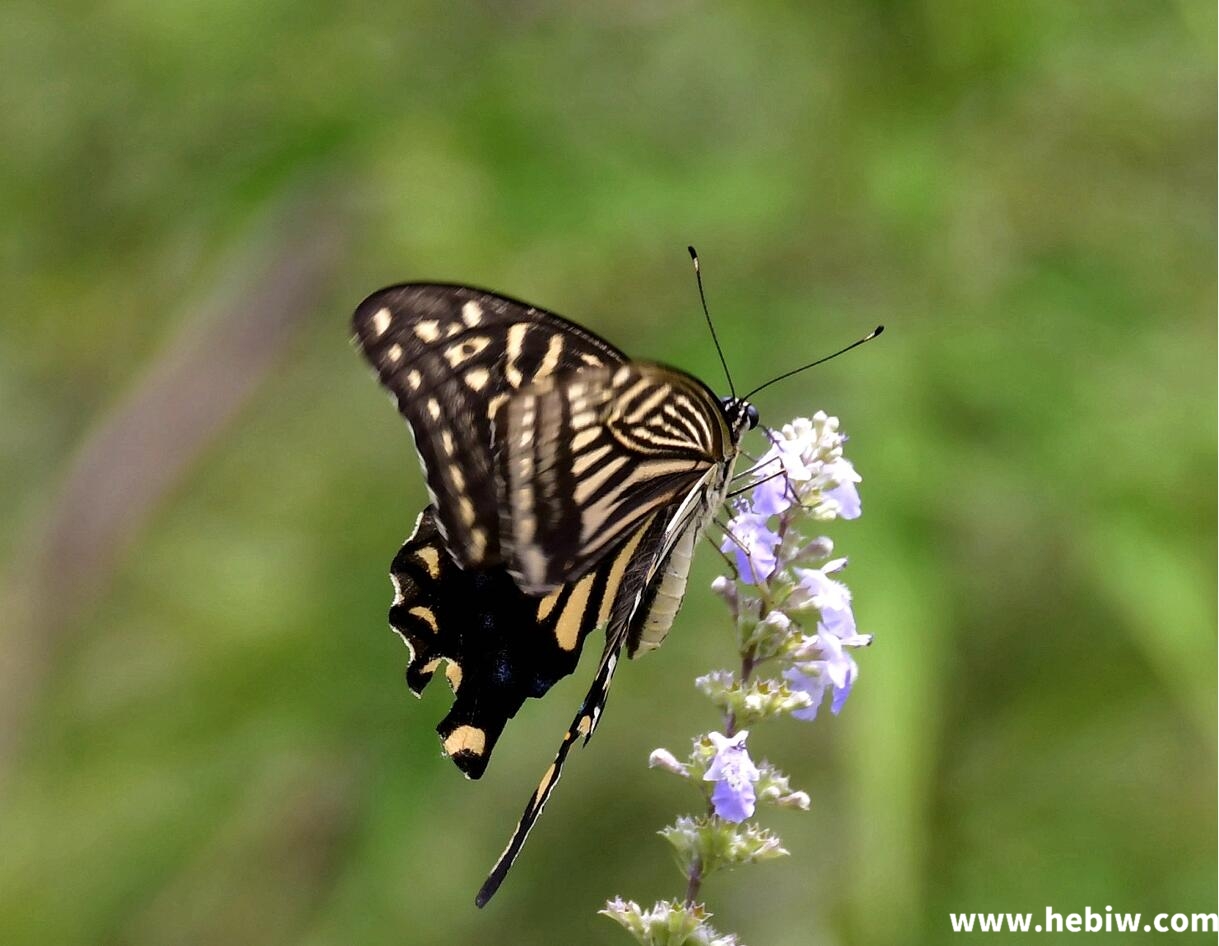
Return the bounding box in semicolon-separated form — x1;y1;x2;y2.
351;262;878;905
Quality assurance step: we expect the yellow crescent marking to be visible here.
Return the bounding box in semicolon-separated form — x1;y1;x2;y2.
443;725;485;757
409;606;438;632
413;545;441;579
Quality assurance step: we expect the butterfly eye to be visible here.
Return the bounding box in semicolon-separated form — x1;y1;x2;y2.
745;403;759;430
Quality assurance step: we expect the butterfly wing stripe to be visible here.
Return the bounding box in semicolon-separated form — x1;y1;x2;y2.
498;363;729;594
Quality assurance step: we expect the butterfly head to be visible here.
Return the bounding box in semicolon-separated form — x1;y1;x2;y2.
721;396;760;439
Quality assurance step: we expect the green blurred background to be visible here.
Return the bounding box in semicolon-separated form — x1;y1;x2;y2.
2;2;1215;944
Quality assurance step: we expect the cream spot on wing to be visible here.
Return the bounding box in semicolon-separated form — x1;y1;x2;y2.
459;497;476;526
465;367;490;391
386;343;403;363
444;661;463;691
421;657;442;675
427;398;442;420
414;545;441;578
440;430;454;455
461;300;483;326
576;715;593;736
406;369;422;390
371;307;392;336
414;319;441;342
443;725;485;758
444;336;490;368
409;605;438;633
468;527;487;559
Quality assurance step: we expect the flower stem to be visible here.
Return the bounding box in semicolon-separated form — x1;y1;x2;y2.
684;855;703;906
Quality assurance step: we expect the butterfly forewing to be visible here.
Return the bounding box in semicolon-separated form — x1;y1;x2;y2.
353;284;627;570
497;362;732;594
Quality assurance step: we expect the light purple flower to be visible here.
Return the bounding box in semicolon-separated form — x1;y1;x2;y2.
785;606;872;719
704;731;761;822
748;436;812;516
789;559;851;612
822;458;862;520
750;474;794;517
783;667;829;721
721;513;780;584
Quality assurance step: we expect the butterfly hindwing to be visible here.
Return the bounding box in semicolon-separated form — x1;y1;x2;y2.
390;505;666;779
497;362;732;594
353;284;627;570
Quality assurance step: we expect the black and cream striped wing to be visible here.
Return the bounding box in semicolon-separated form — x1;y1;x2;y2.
352;284;627;570
496;362;732;594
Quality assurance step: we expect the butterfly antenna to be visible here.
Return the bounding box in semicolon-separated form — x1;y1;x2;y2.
742;325;884;400
688;246;736;398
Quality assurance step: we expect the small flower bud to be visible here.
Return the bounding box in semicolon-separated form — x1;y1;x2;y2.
648;748;689;777
776;790;811;811
710;574;737;606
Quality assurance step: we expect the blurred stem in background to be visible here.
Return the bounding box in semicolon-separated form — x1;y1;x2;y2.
0;181;351;784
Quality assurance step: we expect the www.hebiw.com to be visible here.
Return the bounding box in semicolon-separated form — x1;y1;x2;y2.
949;907;1218;934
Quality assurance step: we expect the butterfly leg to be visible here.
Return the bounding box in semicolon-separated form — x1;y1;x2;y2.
474;639;625;907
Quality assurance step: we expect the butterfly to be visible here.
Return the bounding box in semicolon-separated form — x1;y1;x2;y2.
351;263;882;906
